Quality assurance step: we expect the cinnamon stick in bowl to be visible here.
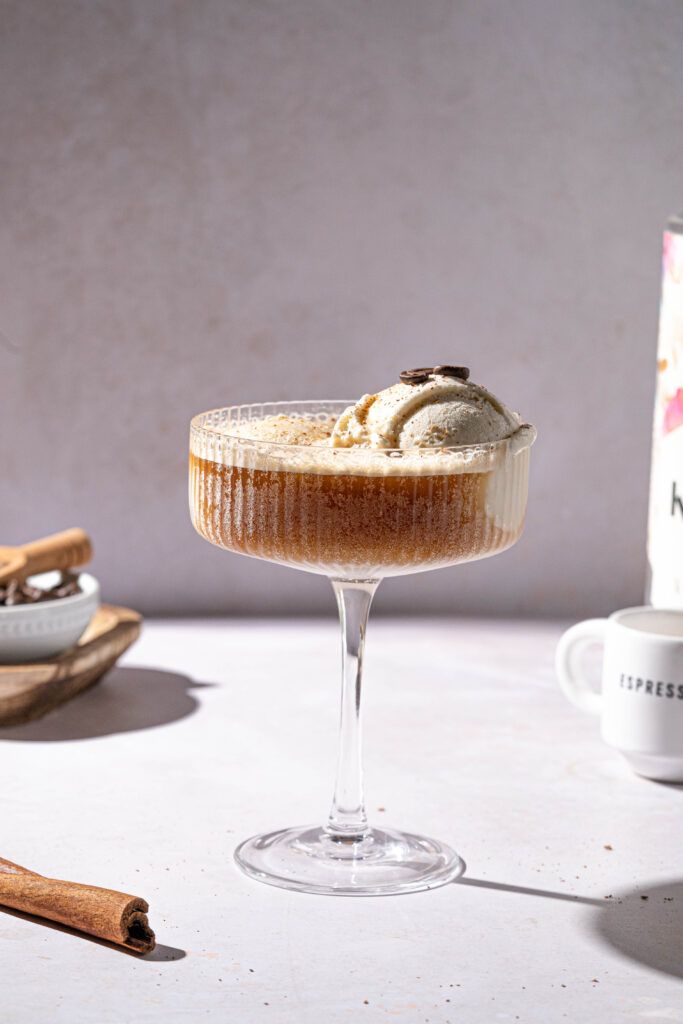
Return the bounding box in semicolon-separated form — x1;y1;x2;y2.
0;858;155;954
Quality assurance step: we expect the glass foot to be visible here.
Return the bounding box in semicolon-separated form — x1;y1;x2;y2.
234;825;466;896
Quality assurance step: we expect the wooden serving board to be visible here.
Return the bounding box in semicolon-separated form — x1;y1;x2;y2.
0;605;142;727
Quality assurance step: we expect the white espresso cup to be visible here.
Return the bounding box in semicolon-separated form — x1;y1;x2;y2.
555;607;683;781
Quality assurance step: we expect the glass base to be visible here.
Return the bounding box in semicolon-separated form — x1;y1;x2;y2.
234;825;466;896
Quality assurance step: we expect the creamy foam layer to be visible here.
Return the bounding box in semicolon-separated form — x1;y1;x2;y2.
190;413;533;476
220;414;335;447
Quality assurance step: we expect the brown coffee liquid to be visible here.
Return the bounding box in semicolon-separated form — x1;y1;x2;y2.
190;453;521;578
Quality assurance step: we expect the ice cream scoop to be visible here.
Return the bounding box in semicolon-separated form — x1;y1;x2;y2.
330;368;521;450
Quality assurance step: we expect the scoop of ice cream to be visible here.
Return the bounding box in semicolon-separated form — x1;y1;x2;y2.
330;372;520;449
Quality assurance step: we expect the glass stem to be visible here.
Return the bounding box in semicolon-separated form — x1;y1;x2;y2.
326;578;379;840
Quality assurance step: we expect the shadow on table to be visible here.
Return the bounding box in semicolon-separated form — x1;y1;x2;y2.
459;877;603;906
0;666;212;742
0;905;186;959
460;875;683;981
652;780;683;792
589;878;683;980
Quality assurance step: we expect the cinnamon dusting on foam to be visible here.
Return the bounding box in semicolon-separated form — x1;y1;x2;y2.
225;414;335;447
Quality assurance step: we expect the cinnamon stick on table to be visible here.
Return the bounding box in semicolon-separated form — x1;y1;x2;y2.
0;858;155;954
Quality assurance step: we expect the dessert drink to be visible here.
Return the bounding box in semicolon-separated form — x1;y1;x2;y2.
190;369;533;579
189;366;535;897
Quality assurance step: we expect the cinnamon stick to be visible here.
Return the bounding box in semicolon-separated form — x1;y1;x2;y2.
0;858;155;954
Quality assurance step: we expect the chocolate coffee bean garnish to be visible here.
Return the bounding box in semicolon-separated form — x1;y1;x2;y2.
400;366;470;385
399;368;433;385
433;365;470;381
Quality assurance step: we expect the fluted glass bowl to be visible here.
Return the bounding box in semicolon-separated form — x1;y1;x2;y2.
190;401;535;580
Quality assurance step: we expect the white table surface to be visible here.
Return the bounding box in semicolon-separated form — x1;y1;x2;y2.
1;616;682;1023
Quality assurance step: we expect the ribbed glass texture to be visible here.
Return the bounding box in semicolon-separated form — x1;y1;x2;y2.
189;401;534;580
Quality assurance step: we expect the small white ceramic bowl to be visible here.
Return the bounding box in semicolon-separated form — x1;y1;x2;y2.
0;571;100;663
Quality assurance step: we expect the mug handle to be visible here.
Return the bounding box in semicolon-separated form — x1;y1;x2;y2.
555;619;607;715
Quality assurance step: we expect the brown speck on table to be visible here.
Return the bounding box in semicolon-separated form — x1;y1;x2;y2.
363;999;369;1005
603;844;613;851
377;807;386;812
641;895;649;900
591;978;599;983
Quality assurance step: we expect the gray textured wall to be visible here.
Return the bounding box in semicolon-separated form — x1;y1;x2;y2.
1;0;680;617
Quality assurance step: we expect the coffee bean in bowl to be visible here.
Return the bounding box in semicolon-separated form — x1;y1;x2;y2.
0;572;82;607
0;571;100;663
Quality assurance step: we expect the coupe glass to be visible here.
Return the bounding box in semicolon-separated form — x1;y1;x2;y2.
189;400;535;895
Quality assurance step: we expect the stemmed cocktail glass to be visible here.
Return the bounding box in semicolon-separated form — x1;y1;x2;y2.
190;400;535;895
